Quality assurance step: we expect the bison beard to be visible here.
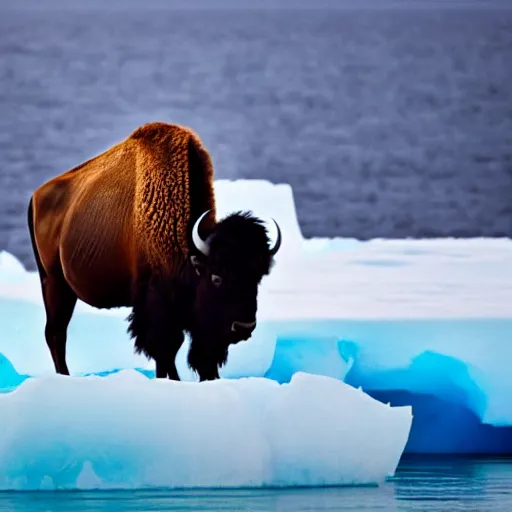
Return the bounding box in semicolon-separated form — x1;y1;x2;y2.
128;211;279;382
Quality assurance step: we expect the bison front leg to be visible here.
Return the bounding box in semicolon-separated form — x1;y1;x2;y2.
155;328;183;380
132;315;184;381
187;339;223;382
128;280;184;381
197;364;220;382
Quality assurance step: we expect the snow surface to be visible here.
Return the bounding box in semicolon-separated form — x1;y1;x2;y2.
0;179;511;490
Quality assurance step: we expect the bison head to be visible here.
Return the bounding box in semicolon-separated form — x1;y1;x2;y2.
188;210;281;368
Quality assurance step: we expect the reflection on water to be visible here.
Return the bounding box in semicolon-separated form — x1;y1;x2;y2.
392;456;512;509
2;457;512;512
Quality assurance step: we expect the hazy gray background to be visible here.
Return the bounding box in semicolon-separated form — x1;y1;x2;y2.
1;0;511;269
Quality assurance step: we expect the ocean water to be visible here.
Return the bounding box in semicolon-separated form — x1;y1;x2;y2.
2;458;512;512
1;3;512;268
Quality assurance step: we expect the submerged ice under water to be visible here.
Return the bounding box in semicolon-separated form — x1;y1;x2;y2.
0;180;511;492
3;458;512;512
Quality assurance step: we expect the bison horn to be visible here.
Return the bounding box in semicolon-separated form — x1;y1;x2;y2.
268;218;282;256
192;210;212;256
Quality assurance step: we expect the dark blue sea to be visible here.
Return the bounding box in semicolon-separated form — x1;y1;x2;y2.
1;1;512;510
1;0;512;269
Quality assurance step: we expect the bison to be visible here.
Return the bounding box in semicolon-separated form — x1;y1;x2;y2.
27;122;281;381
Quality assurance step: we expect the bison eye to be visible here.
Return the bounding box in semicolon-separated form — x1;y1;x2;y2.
211;274;223;287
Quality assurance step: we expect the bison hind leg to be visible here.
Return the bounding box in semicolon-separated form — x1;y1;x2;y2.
41;274;78;376
28;196;76;375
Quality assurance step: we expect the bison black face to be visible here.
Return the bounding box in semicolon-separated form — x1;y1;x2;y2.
187;210;281;376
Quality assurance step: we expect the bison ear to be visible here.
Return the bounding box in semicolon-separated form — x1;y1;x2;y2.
190;255;205;276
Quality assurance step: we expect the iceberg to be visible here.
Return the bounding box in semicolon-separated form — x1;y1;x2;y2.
0;371;411;491
0;179;511;489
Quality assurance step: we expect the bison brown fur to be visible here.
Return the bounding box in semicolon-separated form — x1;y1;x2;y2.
27;122;281;381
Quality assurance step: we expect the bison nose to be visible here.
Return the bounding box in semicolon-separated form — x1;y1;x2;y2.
231;320;257;337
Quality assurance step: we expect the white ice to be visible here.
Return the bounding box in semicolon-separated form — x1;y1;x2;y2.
0;371;411;491
0;179;511;489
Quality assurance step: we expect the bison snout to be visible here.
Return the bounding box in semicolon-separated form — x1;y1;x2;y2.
231;320;257;339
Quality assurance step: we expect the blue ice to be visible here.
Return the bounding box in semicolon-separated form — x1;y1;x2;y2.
0;370;411;491
0;179;511;490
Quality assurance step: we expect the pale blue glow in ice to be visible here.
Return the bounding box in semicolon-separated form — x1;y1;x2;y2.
0;180;511;490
